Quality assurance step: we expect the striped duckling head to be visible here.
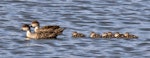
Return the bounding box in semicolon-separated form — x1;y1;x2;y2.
102;32;108;38
124;32;130;37
72;31;78;36
107;32;113;38
114;32;120;38
90;32;101;38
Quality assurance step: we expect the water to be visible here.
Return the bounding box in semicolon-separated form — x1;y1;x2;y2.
0;0;150;58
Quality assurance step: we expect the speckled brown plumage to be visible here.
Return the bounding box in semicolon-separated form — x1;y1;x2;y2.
31;20;64;35
22;24;58;39
72;32;85;38
90;32;101;38
124;32;138;39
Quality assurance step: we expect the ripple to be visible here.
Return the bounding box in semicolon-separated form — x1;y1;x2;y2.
139;28;150;31
74;43;89;47
137;42;150;47
122;47;135;51
61;44;77;50
87;50;101;54
99;21;114;26
122;22;141;24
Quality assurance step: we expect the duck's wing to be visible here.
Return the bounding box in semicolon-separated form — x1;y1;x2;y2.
35;32;57;39
36;28;54;33
54;28;64;34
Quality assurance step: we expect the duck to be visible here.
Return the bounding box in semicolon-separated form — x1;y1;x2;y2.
107;32;114;38
31;20;64;35
90;32;101;38
124;32;138;39
72;32;85;38
114;32;124;38
101;32;108;38
22;24;58;39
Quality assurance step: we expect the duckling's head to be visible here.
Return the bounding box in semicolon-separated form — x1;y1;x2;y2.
115;32;120;34
90;32;96;35
114;32;120;35
31;20;39;28
125;32;129;34
102;32;107;36
22;24;30;31
124;32;130;36
114;32;120;37
107;32;113;35
103;32;107;34
91;31;95;33
72;32;77;35
90;32;96;37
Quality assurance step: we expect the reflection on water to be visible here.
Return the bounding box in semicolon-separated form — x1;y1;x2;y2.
0;0;150;58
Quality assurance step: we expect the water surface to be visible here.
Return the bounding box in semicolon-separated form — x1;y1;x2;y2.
0;0;150;58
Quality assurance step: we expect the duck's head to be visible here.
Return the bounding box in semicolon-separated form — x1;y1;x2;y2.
22;24;30;31
72;32;78;35
31;20;39;28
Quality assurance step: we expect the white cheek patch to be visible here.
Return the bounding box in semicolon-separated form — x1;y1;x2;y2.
32;24;37;27
22;28;28;31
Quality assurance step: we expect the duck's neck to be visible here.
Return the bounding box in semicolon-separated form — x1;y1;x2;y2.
90;33;94;37
34;26;40;32
26;30;32;37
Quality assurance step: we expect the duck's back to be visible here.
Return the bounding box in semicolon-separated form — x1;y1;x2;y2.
36;28;54;32
41;25;60;29
35;25;64;35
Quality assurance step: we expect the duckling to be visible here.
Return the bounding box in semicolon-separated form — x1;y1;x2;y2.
107;32;114;38
114;32;120;38
22;24;57;39
102;32;108;38
124;32;130;38
114;32;125;38
124;32;138;39
130;35;138;39
31;20;64;34
72;32;85;38
90;32;101;38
